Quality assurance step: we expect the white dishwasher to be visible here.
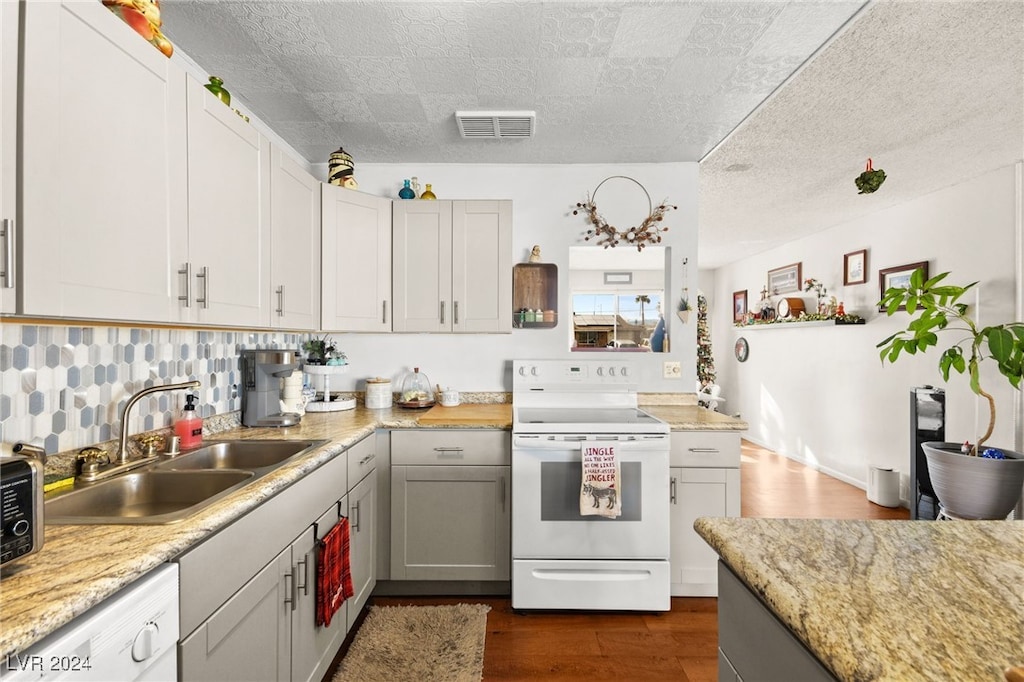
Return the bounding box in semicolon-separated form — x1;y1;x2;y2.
2;564;179;682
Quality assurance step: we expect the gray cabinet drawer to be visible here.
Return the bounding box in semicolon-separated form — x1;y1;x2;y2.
671;431;740;468
391;429;510;466
346;434;377;489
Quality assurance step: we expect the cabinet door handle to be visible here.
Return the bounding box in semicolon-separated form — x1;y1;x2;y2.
382;300;388;324
500;474;506;511
296;554;309;596
454;301;459;325
688;447;720;453
670;477;677;505
284;571;295;610
1;218;13;289
440;300;445;324
352;500;361;532
178;263;191;307
275;285;285;316
433;447;464;458
195;266;209;308
358;452;375;466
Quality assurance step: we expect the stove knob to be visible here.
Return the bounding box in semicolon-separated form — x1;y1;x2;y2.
620;366;629;377
530;366;539;377
596;367;604;377
518;366;526;377
608;366;616;377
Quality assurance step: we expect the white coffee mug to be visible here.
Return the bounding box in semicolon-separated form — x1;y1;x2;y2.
440;389;460;407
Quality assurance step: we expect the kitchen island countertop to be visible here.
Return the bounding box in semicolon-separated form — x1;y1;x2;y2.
2;401;742;658
695;516;1024;681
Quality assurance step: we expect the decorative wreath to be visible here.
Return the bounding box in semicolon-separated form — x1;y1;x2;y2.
573;176;676;251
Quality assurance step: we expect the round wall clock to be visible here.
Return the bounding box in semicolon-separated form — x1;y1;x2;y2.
734;337;749;362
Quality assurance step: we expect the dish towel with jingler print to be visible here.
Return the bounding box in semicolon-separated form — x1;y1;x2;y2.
580;443;622;518
316;518;354;628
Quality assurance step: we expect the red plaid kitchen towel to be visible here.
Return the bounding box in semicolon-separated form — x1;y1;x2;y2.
316;517;354;627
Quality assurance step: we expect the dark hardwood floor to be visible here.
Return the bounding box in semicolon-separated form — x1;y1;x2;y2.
364;440;910;681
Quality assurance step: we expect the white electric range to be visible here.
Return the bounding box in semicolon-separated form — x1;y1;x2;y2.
511;359;671;611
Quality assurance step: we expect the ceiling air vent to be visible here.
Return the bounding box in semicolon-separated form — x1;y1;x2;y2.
456;111;535;139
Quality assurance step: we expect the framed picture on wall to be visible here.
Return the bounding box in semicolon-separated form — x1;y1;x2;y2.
878;261;929;311
844;249;868;285
733;290;748;322
767;262;802;294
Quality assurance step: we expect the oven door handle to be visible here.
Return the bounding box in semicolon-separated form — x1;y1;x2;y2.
513;437;582;450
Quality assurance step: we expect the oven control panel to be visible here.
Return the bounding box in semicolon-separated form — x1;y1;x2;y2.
514;360;636;389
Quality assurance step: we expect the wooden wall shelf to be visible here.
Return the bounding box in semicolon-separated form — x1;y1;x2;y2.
513;263;558;328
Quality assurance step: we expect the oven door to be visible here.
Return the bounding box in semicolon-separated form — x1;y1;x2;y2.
512;434;669;560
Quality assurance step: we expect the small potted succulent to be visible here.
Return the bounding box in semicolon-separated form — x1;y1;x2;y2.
877;268;1024;519
677;290;691;324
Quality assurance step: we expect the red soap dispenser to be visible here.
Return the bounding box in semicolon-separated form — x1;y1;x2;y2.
175;394;203;449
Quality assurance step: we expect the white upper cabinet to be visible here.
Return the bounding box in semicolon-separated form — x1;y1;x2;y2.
321;185;392;332
183;74;270;327
393;200;511;333
0;0;19;314
20;0;188;322
269;147;320;330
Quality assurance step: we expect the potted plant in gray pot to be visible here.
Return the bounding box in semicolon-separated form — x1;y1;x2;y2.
878;268;1024;519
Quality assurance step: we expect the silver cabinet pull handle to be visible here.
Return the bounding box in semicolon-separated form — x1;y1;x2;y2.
382;300;388;324
440;300;445;324
275;285;285;316
454;301;459;325
284;571;295;609
688;447;720;453
1;218;13;289
195;266;209;308
500;474;506;510
352;501;361;532
178;263;191;307
670;477;677;504
358;452;375;466
296;555;309;596
433;446;464;453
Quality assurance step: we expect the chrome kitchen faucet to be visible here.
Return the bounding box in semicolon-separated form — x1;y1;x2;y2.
77;380;201;482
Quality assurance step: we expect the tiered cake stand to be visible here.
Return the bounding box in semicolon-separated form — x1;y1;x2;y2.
303;364;356;412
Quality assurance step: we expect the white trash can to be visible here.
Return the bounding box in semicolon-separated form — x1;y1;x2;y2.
867;467;901;508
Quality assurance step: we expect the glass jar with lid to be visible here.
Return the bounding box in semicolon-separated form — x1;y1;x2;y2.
397;367;435;408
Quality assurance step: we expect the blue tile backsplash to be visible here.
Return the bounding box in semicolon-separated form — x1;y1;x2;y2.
0;322;305;454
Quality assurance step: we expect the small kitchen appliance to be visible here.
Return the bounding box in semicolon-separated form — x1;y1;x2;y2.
240;350;302;427
0;443;46;567
511;360;671;611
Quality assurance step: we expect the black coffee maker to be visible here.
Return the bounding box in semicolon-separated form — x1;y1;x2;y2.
240;350;302;427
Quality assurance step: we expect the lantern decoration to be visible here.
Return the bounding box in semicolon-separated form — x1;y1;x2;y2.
855;158;886;194
328;147;358;189
102;0;174;57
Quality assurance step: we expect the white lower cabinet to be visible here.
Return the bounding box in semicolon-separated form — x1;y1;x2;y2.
669;431;741;596
390;430;510;581
176;434;377;682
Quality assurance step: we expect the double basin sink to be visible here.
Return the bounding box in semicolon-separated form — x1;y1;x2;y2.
44;439;327;525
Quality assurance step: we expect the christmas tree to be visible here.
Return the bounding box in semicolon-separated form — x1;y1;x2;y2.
696;293;716;387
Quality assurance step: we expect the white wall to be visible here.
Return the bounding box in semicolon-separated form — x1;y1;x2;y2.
709;164;1021;496
314;163;699;394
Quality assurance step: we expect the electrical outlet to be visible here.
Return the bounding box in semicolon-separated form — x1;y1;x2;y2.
663;361;681;379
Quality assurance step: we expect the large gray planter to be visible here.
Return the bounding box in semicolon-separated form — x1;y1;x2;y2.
922;442;1024;520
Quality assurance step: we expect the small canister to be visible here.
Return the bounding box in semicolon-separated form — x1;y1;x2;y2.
365;377;392;409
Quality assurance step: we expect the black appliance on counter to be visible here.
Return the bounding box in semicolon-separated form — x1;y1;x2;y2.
910;386;945;519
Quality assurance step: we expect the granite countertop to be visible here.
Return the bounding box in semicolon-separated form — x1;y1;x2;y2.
2;399;739;658
695;517;1024;681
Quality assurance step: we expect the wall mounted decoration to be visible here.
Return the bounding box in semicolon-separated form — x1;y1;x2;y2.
733;290;748;323
844;249;868;285
878;261;929;311
573;176;676;251
855;158;886;194
767;262;802;294
734;337;749;362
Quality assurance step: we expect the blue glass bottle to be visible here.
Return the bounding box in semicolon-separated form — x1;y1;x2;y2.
398;180;415;200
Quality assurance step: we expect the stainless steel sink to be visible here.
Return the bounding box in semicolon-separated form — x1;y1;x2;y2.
45;439;328;524
154;439;324;472
45;470;254;525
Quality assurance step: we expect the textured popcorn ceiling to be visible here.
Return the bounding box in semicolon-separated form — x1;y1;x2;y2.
159;1;1023;268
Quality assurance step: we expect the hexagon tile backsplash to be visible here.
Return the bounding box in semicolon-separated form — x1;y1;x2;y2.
0;323;305;454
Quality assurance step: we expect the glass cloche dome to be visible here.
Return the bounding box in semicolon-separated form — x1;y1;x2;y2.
397;367;435;408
